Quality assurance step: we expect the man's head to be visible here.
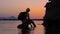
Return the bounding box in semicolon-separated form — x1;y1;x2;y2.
26;8;30;12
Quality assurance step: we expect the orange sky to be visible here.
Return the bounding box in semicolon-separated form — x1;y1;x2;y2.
0;0;48;19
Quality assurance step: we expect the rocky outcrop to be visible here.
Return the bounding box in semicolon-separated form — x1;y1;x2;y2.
43;0;60;34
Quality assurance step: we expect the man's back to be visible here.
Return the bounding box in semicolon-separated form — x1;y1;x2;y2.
18;12;28;20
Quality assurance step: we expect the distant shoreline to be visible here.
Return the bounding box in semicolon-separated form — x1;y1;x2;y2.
0;19;43;21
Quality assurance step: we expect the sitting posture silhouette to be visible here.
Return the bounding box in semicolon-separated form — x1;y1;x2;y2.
17;8;36;29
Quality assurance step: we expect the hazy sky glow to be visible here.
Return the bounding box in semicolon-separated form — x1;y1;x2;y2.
0;0;48;19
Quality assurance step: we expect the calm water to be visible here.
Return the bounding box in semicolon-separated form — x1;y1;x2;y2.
0;20;45;34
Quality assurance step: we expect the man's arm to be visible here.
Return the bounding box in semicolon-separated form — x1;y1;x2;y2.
27;13;30;20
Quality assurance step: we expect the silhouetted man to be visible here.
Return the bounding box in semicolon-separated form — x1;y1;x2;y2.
17;8;36;29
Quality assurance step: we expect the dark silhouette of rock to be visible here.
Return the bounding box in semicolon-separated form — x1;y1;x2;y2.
42;0;60;34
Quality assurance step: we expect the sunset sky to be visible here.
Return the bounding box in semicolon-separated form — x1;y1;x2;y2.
0;0;48;19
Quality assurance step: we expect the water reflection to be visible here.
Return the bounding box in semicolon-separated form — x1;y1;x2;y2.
17;25;45;34
18;28;30;34
18;24;35;34
0;21;45;34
